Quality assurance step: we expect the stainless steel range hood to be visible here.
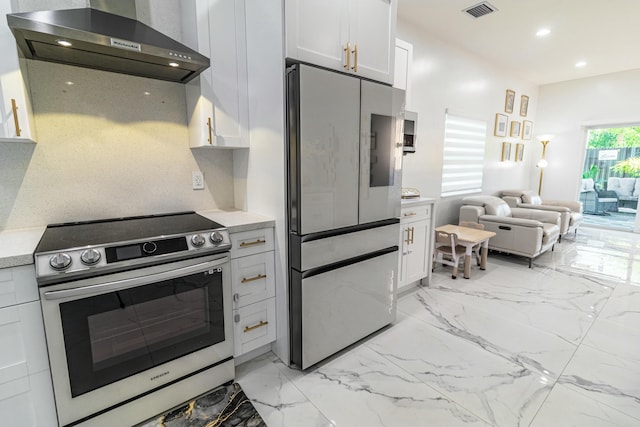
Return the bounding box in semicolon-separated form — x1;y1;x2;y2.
6;1;210;83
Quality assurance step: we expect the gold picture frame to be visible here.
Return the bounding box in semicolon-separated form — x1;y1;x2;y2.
510;120;521;137
515;143;524;162
505;89;516;113
522;120;533;140
520;95;529;117
501;142;511;161
494;113;508;137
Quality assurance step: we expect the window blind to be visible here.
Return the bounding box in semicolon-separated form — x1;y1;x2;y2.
441;112;487;197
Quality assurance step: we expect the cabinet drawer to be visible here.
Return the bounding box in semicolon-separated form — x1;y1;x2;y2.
230;228;275;259
401;204;431;222
0;265;38;309
0;301;49;378
233;298;276;356
231;251;275;308
0;369;57;427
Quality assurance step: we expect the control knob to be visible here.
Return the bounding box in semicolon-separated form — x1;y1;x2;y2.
50;253;72;270
210;231;224;245
142;242;158;254
191;234;206;247
80;249;101;265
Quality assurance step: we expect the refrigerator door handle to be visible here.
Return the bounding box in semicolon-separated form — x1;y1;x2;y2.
300;246;398;279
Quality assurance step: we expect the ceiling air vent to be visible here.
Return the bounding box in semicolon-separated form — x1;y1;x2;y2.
463;2;498;18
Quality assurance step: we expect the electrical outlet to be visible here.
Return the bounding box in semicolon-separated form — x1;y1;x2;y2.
192;171;204;190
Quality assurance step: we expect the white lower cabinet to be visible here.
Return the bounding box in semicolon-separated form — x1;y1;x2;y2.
230;227;276;357
0;266;57;426
398;199;435;291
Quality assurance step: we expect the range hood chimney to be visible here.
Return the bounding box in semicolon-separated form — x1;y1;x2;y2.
6;0;210;83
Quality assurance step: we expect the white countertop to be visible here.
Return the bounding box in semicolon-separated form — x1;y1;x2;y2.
0;227;46;269
0;210;274;269
197;209;275;232
401;196;436;205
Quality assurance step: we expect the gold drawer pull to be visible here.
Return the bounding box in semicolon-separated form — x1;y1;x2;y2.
11;99;21;137
241;273;267;283
403;212;416;217
207;117;213;144
244;320;268;333
240;239;266;247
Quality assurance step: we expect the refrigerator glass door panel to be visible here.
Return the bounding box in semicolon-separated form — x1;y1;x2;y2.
300;224;398;271
359;81;404;224
299;65;361;234
301;251;397;369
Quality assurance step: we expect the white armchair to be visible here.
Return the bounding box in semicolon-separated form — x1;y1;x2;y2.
460;195;561;268
501;189;583;241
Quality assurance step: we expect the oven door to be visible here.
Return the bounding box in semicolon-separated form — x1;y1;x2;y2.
39;253;233;427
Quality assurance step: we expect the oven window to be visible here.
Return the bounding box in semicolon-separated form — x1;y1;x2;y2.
60;269;225;397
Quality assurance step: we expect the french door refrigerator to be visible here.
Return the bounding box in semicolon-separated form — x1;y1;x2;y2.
286;63;405;369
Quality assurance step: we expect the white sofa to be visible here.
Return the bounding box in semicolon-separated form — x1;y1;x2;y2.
502;189;583;241
607;177;640;209
460;196;561;268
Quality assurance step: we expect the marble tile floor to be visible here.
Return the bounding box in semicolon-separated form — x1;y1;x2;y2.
236;226;640;426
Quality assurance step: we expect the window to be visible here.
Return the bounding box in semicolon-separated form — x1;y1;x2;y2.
441;112;487;197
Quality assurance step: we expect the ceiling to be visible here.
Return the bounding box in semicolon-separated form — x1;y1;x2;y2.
397;0;640;85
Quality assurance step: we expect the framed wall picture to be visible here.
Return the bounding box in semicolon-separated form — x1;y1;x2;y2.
494;113;508;137
501;142;511;161
505;89;515;113
522;120;533;140
510;120;521;137
515;143;524;162
520;95;529;117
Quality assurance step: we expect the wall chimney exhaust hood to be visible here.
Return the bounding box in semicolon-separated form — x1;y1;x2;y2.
6;1;210;83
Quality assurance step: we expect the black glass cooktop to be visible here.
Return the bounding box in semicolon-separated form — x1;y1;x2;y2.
35;211;224;253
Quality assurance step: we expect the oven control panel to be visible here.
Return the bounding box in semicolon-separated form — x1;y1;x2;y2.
35;229;231;283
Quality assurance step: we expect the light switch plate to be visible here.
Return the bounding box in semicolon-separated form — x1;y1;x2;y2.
192;171;204;190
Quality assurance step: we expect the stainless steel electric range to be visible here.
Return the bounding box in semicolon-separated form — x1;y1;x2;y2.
34;211;235;427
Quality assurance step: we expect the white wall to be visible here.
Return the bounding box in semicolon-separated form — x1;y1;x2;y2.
233;0;288;363
397;19;538;225
535;68;640;201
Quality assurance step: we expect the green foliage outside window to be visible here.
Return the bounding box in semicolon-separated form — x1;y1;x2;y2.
611;157;640;177
587;127;640;148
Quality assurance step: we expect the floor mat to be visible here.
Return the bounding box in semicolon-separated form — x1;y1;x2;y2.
138;383;266;427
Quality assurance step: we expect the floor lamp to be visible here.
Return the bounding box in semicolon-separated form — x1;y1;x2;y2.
536;138;551;195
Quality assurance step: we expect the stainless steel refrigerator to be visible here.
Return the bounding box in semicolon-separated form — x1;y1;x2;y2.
286;63;405;369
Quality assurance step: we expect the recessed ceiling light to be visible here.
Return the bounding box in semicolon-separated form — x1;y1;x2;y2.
56;39;72;47
575;61;587;67
536;28;551;37
169;62;179;67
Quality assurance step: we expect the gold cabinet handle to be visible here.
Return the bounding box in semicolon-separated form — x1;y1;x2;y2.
207;117;213;144
352;44;358;72
404;228;410;245
241;273;267;284
239;239;266;247
343;42;351;70
244;320;268;333
11;99;21;137
410;227;415;244
403;212;416;217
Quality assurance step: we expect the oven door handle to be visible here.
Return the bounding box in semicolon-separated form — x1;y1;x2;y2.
43;257;228;301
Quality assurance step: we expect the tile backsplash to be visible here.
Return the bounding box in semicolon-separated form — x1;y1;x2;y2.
0;60;234;230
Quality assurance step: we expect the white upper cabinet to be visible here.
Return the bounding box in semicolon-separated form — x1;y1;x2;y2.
182;0;249;148
285;0;397;84
0;0;36;143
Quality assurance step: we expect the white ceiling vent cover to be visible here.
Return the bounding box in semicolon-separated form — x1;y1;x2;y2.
463;2;498;18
